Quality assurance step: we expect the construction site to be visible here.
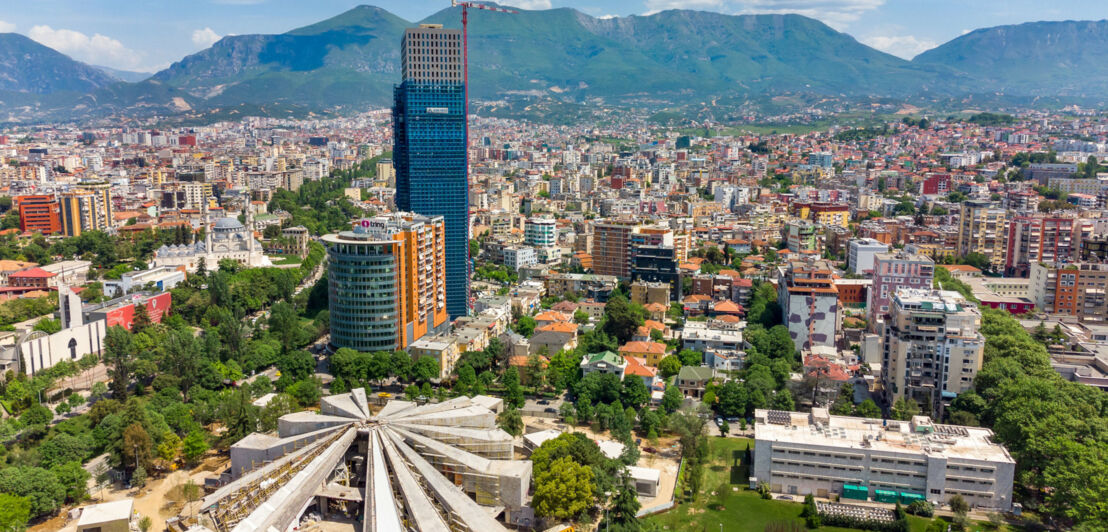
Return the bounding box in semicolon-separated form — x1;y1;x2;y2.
172;389;533;532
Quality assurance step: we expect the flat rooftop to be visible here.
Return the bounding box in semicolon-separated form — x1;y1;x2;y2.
754;409;1014;464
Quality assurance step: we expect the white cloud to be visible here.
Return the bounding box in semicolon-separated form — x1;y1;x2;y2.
597;14;619;19
28;25;144;70
645;0;884;29
0;20;15;33
861;34;937;59
505;0;552;9
192;27;222;47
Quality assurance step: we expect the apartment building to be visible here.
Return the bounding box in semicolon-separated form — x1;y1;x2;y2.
14;194;61;234
324;213;449;352
1004;215;1076;277
1029;261;1108;320
847;238;889;275
778;259;839;351
882;289;985;416
752;409;1015;511
867;251;935;323
957;200;1007;271
593;219;640;279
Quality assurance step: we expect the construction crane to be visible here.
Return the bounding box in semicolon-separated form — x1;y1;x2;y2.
450;0;517;310
450;0;518;123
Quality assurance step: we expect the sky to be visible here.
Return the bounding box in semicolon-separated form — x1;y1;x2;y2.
2;0;1107;72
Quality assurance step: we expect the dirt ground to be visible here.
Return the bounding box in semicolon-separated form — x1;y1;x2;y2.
32;454;229;532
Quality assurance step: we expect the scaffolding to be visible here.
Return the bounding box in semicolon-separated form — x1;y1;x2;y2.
204;428;349;532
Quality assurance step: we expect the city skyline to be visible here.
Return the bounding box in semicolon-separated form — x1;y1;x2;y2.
4;0;1108;72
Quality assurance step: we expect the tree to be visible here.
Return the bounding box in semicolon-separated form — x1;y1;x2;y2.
0;467;66;519
573;309;589;325
856;399;882;419
51;461;90;502
259;393;297;432
286;378;322;406
268;302;301;352
38;433;90;469
497;407;524;436
532;456;595;520
411;356;440;383
620;376;649;410
602;295;645;344
182;480;201;520
182;430;209;463
157;432;182;463
678;348;702;366
0;494;31;532
138;515;153;532
891;397;920;421
661;385;683;414
949;494;969;519
122;422;153;471
603;471;642;531
658;354;682;378
514;315;536;337
131;465;147;488
502;367;525;409
770;389;795;411
104;326;134;400
218;388;259;444
131;303;152;334
719;420;730;435
716;381;747;418
455;364;477;395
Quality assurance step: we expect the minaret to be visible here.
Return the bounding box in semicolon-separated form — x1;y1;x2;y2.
245;189;256;257
203;194;213;254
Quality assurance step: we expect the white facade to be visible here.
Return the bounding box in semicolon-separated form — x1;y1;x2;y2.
847;238;889;274
525;217;557;248
502;246;537;271
752;409;1015;511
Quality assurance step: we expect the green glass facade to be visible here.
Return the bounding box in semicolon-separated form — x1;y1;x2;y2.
326;237;399;352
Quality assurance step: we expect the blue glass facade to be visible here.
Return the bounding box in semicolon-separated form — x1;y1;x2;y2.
393;81;469;318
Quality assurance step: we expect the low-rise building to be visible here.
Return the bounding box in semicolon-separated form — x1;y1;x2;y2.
579;351;626;379
752;409;1015;511
676;365;713;399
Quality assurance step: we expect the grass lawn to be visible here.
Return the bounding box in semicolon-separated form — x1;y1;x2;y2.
647;437;949;532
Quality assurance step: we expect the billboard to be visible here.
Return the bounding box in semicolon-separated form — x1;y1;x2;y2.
103;292;172;330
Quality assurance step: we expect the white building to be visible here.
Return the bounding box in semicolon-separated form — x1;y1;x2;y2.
154;211;272;272
882;289;984;416
525;217;557;248
752;409;1015;511
502;246;537;271
847;238;889;275
682;320;745;352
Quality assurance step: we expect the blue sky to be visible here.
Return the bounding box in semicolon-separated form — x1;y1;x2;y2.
2;0;1107;72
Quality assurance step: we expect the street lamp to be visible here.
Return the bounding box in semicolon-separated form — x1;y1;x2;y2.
603;490;612;532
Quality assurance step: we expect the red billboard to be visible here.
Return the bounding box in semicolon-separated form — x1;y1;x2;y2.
104;292;172;330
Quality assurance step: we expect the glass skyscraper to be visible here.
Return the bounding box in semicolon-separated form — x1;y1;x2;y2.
393;24;469;319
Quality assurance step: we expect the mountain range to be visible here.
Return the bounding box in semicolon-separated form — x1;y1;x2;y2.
1;7;1107;123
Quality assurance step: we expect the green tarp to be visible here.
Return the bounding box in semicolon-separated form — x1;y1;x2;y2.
875;489;899;503
842;484;868;500
899;492;926;504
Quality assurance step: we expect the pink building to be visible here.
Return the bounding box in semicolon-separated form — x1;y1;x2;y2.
867;251;935;323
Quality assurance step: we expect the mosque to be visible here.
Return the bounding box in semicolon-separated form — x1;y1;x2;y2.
153;207;272;272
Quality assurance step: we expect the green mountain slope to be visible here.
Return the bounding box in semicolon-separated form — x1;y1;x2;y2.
0;33;116;94
913;20;1108;96
148;5;937;110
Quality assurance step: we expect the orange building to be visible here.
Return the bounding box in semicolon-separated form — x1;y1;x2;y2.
14;195;61;235
324;213;448;352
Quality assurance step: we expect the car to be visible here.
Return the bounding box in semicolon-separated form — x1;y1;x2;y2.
726;417;740;422
544;407;557;413
643;447;657;454
537;399;550;405
716;417;723;424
